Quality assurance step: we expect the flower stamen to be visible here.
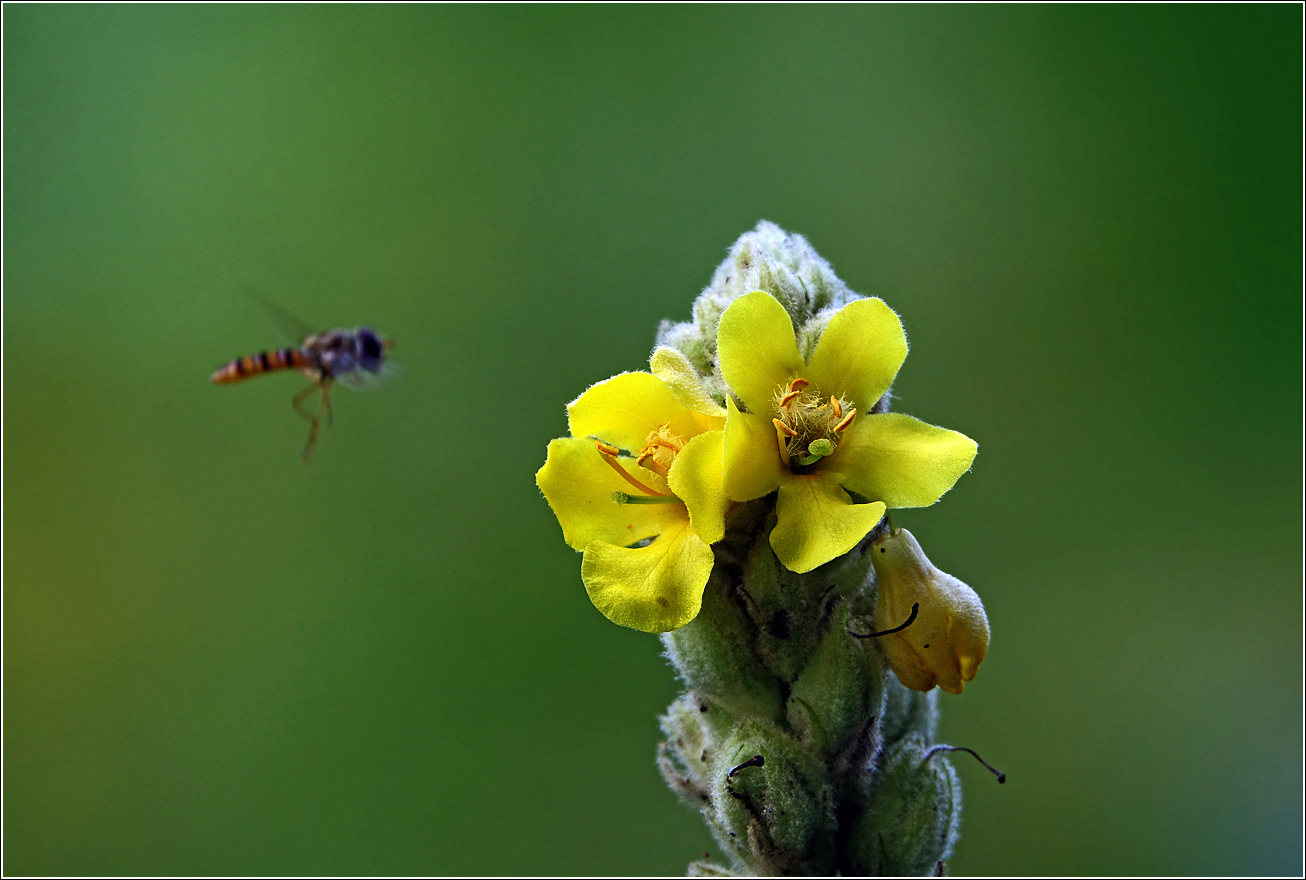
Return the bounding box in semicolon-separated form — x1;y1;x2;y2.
611;491;683;505
772;418;799;437
636;424;685;480
636;450;670;478
770;378;856;469
596;441;671;497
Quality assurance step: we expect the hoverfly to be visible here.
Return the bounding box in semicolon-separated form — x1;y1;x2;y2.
211;316;394;462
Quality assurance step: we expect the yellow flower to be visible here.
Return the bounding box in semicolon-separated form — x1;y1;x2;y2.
719;291;977;574
870;528;989;694
536;348;728;633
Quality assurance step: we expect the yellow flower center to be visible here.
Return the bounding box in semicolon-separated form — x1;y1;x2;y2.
595;424;687;505
635;424;685;480
770;377;857;471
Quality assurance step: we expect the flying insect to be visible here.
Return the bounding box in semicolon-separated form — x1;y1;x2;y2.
212;324;394;461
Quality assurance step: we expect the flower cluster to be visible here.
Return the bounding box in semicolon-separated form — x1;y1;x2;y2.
538;288;988;691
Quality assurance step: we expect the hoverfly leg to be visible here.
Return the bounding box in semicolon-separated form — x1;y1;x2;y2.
321;379;335;428
293;380;323;463
292;380;322;423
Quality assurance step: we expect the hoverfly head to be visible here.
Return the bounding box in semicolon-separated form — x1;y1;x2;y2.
356;327;387;372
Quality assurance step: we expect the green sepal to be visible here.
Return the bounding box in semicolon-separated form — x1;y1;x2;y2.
785;603;874;756
741;515;876;684
705;721;837;876
794;307;834;362
657;692;740;809
880;671;940;747
843;735;961;876
662;559;786;723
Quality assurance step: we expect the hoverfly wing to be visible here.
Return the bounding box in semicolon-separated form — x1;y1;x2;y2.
245;288;318;345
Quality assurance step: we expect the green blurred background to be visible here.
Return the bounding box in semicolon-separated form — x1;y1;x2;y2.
4;5;1300;876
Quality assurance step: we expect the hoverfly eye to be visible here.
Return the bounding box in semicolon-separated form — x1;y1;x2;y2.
360;330;382;361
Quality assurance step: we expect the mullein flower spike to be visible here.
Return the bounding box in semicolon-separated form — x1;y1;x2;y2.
537;221;995;875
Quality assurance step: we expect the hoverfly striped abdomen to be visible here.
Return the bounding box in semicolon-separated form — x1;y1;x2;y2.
210;347;309;385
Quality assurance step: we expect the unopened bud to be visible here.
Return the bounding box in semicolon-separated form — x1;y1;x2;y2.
845;735;961;875
705;721;837;876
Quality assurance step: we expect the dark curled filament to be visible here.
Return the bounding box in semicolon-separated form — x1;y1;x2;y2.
923;745;1006;784
849;602;919;638
727;754;765;778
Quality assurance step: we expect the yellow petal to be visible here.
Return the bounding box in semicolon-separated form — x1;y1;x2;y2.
566;372;679;450
829;413;977;509
723;396;784;502
805;297;908;408
650;346;727;419
568;370;720;449
771;475;886;574
581;520;715;632
537;437;687;550
717;291;805;413
667;430;728;544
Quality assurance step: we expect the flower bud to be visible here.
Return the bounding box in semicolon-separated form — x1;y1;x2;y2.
871;528;989;694
705;721;837;876
879;673;939;746
843;735;961;875
657;692;740;809
785;603;874;755
655;220;862;402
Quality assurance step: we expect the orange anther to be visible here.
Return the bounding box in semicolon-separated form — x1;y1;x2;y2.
830;396;843;418
833;409;857;433
779;389;803;408
637;449;671;479
596;441;621;457
788;378;810;393
773;418;799;437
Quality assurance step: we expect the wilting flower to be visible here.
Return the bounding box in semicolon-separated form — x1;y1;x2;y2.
537;348;727;633
870;527;989;693
718;291;977;573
